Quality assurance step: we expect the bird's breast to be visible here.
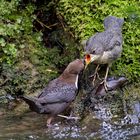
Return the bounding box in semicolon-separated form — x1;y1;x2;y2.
95;45;122;64
43;102;70;115
95;51;113;64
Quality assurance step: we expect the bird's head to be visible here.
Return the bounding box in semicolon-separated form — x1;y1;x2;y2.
104;16;124;30
60;59;84;85
85;54;100;68
64;59;85;75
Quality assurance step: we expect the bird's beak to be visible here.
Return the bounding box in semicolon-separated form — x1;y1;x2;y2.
85;54;100;69
85;54;91;69
90;54;100;62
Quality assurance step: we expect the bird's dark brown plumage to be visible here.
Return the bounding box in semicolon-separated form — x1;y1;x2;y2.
21;59;84;125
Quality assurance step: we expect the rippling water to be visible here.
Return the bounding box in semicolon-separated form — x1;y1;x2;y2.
0;101;140;140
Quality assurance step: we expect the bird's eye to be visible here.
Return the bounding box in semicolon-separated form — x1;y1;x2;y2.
92;50;95;54
115;41;121;46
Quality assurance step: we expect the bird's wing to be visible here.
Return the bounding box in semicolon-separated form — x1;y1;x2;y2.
84;33;100;51
37;84;77;104
37;78;60;98
84;32;107;54
106;35;122;51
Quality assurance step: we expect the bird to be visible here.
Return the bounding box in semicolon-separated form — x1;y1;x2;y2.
84;16;124;90
20;59;84;126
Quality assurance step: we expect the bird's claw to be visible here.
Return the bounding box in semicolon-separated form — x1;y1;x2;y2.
67;116;79;120
46;123;53;128
89;72;101;79
100;80;108;92
90;73;101;86
89;73;96;78
57;114;80;121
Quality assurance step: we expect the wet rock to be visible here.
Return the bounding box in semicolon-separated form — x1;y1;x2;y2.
93;77;127;97
132;101;140;118
81;112;101;132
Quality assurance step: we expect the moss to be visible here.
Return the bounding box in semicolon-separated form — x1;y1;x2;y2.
123;82;140;101
0;0;80;98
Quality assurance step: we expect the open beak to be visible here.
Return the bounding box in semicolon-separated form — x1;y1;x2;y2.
85;54;100;69
85;54;91;69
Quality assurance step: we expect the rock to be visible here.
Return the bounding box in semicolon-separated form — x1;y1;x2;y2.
93;77;127;97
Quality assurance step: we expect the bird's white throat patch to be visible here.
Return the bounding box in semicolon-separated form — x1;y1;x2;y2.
75;75;79;89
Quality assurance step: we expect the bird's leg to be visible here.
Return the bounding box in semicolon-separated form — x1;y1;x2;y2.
57;114;79;121
89;64;100;78
89;64;100;85
46;116;54;127
100;65;109;91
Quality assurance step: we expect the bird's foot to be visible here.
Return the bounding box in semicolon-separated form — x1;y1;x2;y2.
46;123;53;128
57;114;79;121
46;116;54;127
100;80;108;92
89;72;101;79
92;74;97;86
89;73;95;78
89;73;101;86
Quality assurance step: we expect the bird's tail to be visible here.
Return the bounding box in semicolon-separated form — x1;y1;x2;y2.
20;95;43;114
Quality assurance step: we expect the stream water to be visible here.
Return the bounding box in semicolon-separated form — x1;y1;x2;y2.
0;100;140;140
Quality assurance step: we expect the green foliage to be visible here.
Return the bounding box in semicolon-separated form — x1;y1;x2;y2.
0;0;56;96
0;0;37;65
57;0;140;81
0;0;43;97
0;0;80;97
